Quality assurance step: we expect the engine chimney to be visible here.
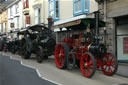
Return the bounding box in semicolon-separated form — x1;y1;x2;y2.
94;11;99;44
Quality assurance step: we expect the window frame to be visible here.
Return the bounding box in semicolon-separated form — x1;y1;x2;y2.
34;7;40;24
17;17;19;29
73;0;90;16
16;3;19;14
10;7;13;16
25;15;30;27
49;0;60;21
23;0;29;9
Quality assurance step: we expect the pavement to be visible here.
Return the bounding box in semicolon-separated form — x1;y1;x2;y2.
116;63;128;78
1;52;128;85
0;54;56;85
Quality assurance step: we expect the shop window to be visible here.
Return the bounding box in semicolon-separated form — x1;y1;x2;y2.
49;0;59;21
73;0;89;16
34;8;40;24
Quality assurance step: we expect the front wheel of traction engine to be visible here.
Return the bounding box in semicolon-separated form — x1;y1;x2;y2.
36;46;44;63
80;52;96;78
22;39;31;59
55;42;69;69
101;53;118;76
22;47;31;59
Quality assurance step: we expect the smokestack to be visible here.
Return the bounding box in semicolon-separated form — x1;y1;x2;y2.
94;11;99;44
47;15;53;30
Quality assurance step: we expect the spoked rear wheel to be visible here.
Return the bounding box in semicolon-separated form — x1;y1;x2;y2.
80;52;96;78
101;53;118;76
55;43;69;69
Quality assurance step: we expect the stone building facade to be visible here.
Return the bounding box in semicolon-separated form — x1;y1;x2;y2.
97;0;128;61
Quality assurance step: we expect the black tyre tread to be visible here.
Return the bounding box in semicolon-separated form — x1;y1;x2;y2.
22;37;32;59
67;52;76;70
22;51;31;59
36;46;44;63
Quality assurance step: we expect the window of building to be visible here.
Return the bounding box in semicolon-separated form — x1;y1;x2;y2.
16;3;19;13
3;23;6;32
1;24;3;32
73;0;89;16
26;15;30;27
4;23;6;32
74;0;82;13
49;0;59;21
17;17;19;29
0;24;1;32
84;0;88;11
23;0;29;9
34;8;40;24
10;7;13;16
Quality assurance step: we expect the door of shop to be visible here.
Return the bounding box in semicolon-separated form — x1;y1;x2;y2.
116;16;128;61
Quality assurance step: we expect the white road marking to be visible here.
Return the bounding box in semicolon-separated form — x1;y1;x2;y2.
41;76;62;85
36;69;42;78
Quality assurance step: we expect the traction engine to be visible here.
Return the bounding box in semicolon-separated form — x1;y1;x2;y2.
54;12;118;78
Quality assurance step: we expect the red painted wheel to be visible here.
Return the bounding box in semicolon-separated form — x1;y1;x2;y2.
101;53;118;76
55;43;69;69
80;52;96;78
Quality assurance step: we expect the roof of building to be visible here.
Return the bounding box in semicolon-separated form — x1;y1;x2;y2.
0;0;16;12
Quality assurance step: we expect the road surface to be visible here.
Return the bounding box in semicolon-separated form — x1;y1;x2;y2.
1;52;128;85
0;54;56;85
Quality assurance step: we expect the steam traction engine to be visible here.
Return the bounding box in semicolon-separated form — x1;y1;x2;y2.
29;24;56;63
21;24;56;63
54;12;118;78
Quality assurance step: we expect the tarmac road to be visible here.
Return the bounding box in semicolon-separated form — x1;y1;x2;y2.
0;54;56;85
1;52;128;85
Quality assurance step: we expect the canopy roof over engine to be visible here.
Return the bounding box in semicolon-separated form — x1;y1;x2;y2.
17;27;30;35
0;33;6;36
29;24;48;32
53;18;106;31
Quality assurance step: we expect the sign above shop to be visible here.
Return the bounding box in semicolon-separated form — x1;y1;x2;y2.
53;20;81;29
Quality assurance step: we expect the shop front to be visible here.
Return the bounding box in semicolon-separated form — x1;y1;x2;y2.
116;16;128;62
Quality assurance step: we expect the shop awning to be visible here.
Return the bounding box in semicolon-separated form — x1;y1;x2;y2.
53;18;106;30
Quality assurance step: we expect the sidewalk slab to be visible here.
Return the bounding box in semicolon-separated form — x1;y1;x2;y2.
116;63;128;78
